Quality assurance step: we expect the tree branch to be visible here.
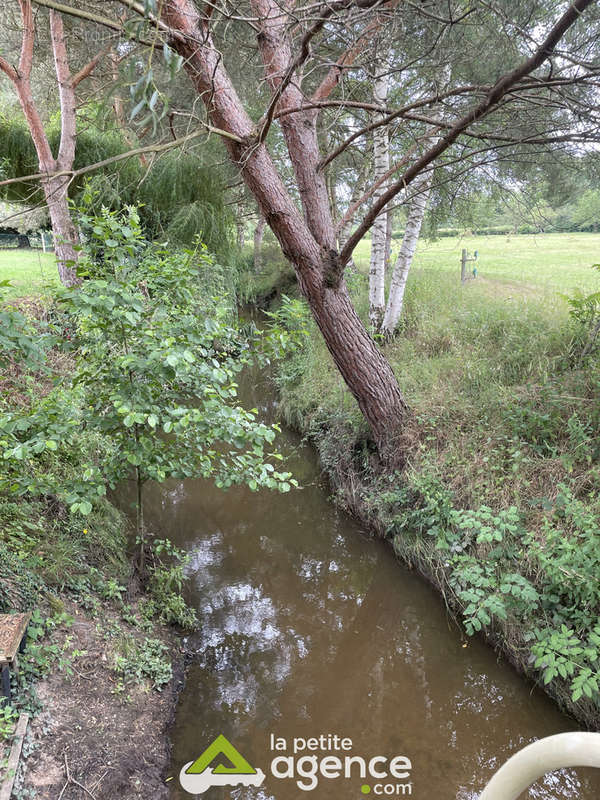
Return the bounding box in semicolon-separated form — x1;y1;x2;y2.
30;0;156;45
0;55;18;83
312;1;398;103
0;127;243;191
18;0;35;79
72;45;111;88
50;10;77;169
318;85;488;170
339;0;596;266
256;0;395;142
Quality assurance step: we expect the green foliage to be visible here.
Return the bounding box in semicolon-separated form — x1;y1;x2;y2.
82;150;235;261
378;470;600;705
261;295;311;359
0;283;51;370
531;624;600;701
0;703;18;742
1;207;295;538
142;539;197;629
566;264;600;360
0;112;234;259
112;634;172;691
58;207;295;532
524;485;600;622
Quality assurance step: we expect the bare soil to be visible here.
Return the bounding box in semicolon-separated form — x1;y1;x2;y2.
19;604;184;800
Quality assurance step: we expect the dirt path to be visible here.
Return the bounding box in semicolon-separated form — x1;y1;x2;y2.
17;605;184;799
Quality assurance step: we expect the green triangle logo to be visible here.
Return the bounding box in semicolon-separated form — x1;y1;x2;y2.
185;735;257;775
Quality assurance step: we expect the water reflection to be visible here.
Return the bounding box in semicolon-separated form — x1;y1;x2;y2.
124;366;600;799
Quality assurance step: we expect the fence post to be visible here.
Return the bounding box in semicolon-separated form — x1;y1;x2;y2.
461;248;467;283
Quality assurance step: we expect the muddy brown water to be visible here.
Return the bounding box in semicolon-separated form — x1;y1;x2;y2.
129;361;600;800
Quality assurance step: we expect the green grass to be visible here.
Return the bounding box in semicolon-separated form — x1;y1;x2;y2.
353;232;600;294
6;232;599;299
270;232;600;725
0;248;58;297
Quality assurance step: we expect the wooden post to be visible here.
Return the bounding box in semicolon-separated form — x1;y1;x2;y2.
0;665;9;702
0;713;29;800
461;248;467;283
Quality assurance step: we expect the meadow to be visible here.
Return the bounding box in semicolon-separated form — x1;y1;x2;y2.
0;248;58;296
353;231;600;294
4;231;599;299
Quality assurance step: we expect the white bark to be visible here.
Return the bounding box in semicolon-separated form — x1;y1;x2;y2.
381;68;450;336
253;213;265;271
337;161;369;273
237;216;246;249
384;207;394;273
381;173;432;337
368;67;390;330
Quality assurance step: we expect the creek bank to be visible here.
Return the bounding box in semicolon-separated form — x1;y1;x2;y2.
0;297;190;799
18;599;185;800
301;419;596;727
249;274;600;731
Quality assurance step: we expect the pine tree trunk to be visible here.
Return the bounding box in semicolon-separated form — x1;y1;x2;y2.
381;175;432;337
310;274;409;463
253;214;265;271
368;68;390;330
162;0;409;462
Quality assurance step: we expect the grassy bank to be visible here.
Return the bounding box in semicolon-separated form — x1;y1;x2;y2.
261;233;600;727
0;282;191;795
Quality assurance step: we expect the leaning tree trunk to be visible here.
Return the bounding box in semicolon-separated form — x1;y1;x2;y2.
253;214;265;271
381;174;432;337
311;277;409;464
162;0;408;462
368;67;390;330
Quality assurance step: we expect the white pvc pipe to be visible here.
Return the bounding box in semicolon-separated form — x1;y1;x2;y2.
480;733;600;800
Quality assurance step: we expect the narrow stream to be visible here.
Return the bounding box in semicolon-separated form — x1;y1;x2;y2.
135;357;599;799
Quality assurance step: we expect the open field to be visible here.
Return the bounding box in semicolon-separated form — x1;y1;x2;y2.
3;232;599;299
353;232;600;295
0;249;58;297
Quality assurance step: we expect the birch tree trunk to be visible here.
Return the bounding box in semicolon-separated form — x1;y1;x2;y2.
381;174;432;337
384;208;394;272
253;214;265;271
236;210;246;248
368;67;390;330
